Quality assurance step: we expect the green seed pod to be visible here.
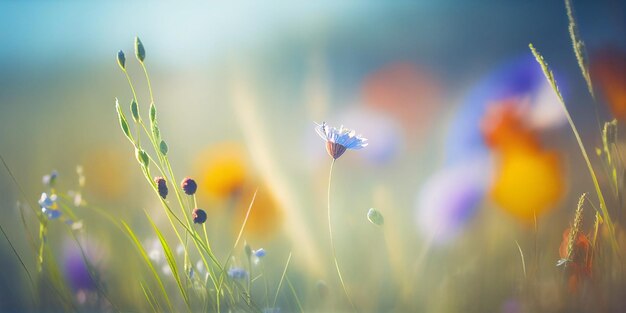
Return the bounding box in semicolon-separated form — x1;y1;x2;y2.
159;140;168;156
603;119;618;146
115;99;133;142
130;99;139;122
152;123;160;140
135;148;150;168
135;37;146;62
149;102;157;124
117;50;126;70
367;208;384;226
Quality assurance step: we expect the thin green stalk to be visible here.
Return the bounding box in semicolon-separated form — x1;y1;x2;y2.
0;222;36;301
122;221;174;312
37;222;47;272
146;212;191;312
273;252;292;308
122;69;141;146
262;262;270;308
286;276;304;313
246;258;252;305
216;189;258;311
327;159;357;312
514;240;527;279
140;62;155;105
140;281;160;313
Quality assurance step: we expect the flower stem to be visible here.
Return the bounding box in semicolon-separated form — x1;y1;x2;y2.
327;159;357;312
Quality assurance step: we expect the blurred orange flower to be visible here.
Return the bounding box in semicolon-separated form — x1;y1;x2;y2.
233;185;283;242
591;48;626;121
482;102;565;222
362;62;442;140
194;142;248;203
559;228;592;293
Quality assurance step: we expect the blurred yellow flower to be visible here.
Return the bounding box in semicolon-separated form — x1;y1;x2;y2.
490;147;564;222
482;101;565;222
194;142;248;202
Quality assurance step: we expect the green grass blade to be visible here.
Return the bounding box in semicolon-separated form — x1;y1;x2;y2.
146;212;191;311
529;43;620;254
514;240;526;279
565;0;595;99
273;252;292;308
121;220;174;312
0;222;36;302
286;276;304;313
140;280;160;313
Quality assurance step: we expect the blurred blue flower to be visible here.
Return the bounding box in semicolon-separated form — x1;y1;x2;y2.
445;55;567;165
315;122;368;159
263;308;280;313
39;192;61;220
38;192;56;208
253;248;266;258
227;267;248;280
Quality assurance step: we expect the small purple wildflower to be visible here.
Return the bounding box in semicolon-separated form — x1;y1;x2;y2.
154;176;168;199
181;177;197;195
192;208;207;224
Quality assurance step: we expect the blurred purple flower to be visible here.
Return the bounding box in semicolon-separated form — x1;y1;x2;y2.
63;239;99;292
415;157;492;244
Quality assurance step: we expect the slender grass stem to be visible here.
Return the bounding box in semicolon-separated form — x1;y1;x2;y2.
122;69;141;146
273;252;292;308
326;159;357;312
514;240;527;279
0;223;36;302
285;276;304;313
140;62;155;105
262;261;270;308
216;189;258;310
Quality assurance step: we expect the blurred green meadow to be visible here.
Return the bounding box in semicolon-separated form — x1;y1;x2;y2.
1;1;626;312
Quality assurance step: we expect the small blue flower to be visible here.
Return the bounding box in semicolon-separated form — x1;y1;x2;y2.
262;308;280;313
227;267;248;280
38;192;57;208
315;122;368;159
39;192;61;220
253;248;266;258
42;207;62;220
